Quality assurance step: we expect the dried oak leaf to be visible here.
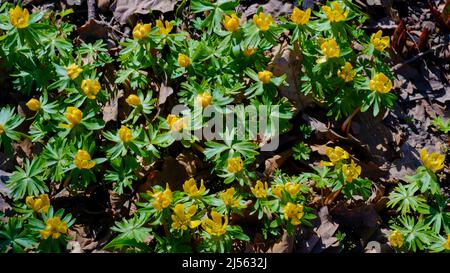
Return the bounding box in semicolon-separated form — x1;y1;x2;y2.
112;0;178;24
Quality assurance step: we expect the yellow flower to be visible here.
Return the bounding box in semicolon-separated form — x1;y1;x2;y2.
291;7;311;25
156;20;173;35
284;182;301;196
66;64;83;80
442;234;450;250
371;30;390;51
148;184;173;211
253;12;273;31
118;125;133;143
74;149;96;170
0;124;4;135
322;1;349;22
60;106;83;129
166;114;188;132
223;14;240;32
178;53;191;68
337;62;356;82
183;178;206;197
258;70;273;84
26;98;40;111
9;6;29;29
81;79;101;99
251;180;269;199
202;211;228;236
25;194;50;213
283;202;304;226
125;94;141;106
220;187;240;208
196;92;212;108
243;47;256;57
271;184;284;198
317;38;340;63
39;216;68;240
132;23;151;40
171;204;201;231
420;148;445;172
388;230;403;248
369;73;392;94
320;146;349;166
342;160;361;183
227;157;243;173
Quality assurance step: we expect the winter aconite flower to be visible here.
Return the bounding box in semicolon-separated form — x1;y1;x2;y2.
166;114;187;132
371;30;390;51
442;234;450;250
291;7;311;25
0;124;4;135
369;73;392;93
196;92;212;108
118;125;133;143
26;194;50;213
258;70;273;84
183;178;206;198
125;94;141;106
223;14;240;32
178;53;191;68
322;1;348;23
317;38;340;63
227;157;243;173
60;107;83;129
66;64;83;80
9;6;29;29
156;20;173;35
81;79;101;99
202;211;228;236
243;47;256;57
420;148;445;172
171;204;201;231
271;184;284;198
74;150;96;170
39;217;68;240
26;98;40;111
388;230;403;248
253;12;273;31
133;23;151;40
342;160;361;183
251;180;269;199
284;182;301;197
148;184;173;211
337;62;356;82
220;187;240;208
283;202;304;226
320;146;349;166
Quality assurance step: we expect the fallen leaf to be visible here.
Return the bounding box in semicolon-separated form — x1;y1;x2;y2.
112;0;178;24
78;19;108;42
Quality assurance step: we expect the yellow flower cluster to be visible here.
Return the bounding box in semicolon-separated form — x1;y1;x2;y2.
133;23;151;40
369;73;392;94
371;30;390;51
118;125;133;143
39;217;68;240
156;20;173;35
420;148;445;172
183;178;206;198
125;94;141;106
251;180;268;199
26;98;40;112
171;204;201;231
342;160;361;183
60;106;83;129
178;53;191;68
202;211;228;236
253;12;273;31
0;124;4;135
243;47;256;57
196;92;212;108
291;7;311;25
271;182;301;199
443;234;450;250
220;187;240;208
317;38;340;63
148;184;173;211
337;62;356;82
9;6;29;29
223;14;240;32
166;114;188;132
258;70;273;84
388;230;403;248
227;157;243;173
67;64;83;80
81;79;101;99
283;202;304;226
320;146;349;166
74;149;96;170
26;194;50;213
322;1;349;22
